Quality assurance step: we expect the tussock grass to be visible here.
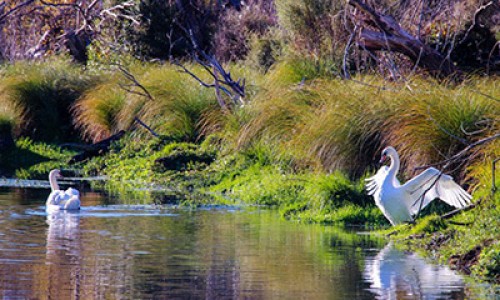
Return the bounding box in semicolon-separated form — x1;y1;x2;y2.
135;65;218;141
0;58;101;142
237;70;499;182
73;63;221;142
72;81;126;142
382;77;499;182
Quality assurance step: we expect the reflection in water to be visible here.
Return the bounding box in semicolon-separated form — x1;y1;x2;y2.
364;242;465;300
45;211;81;299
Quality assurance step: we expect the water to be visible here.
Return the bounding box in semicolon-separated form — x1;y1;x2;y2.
0;187;477;299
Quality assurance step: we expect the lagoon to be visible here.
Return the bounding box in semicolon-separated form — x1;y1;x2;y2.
0;187;475;299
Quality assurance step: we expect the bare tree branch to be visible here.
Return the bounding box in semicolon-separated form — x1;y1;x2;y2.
0;0;35;23
114;64;154;101
134;117;160;138
458;1;494;46
415;133;500;171
348;0;457;77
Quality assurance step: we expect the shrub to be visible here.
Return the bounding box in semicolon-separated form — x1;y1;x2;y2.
275;0;347;68
214;0;277;62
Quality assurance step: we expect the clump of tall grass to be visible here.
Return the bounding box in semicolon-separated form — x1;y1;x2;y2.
73;63;220;142
382;77;499;182
72;81;126;142
0;58;101;142
291;78;391;176
132;64;218;141
236;73;499;183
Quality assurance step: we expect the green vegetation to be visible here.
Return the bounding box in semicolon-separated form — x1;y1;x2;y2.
0;137;76;179
0;57;498;284
0;59;102;142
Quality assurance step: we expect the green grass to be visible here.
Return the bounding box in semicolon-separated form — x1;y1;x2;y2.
0;138;77;179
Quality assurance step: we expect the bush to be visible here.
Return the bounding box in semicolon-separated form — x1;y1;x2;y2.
275;0;347;68
134;0;219;59
214;0;277;62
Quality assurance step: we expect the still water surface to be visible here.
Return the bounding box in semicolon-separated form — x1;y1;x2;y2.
0;187;472;299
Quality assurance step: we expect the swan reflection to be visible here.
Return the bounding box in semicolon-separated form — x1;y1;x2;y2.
364;242;464;299
45;210;82;298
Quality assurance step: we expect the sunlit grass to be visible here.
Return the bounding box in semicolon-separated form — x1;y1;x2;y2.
0;58;101;142
73;81;126;142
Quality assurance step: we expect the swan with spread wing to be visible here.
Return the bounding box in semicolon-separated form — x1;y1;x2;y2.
365;147;471;225
46;169;81;211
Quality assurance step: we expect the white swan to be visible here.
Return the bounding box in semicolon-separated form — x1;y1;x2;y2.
46;169;81;211
365;146;471;225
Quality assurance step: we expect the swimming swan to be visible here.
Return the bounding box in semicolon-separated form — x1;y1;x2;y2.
46;169;81;211
365;147;471;225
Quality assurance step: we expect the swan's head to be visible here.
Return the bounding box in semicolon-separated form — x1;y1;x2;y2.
379;146;398;164
49;169;62;179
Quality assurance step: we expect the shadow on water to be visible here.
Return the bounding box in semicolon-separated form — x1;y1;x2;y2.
0;186;487;299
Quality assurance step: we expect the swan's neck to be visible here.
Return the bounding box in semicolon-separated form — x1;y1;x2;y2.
49;173;60;191
388;153;400;180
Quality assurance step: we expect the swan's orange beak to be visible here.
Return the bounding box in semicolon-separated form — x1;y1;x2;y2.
379;154;387;164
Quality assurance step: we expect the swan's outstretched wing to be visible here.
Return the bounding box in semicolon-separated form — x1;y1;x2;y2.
365;166;390;196
402;167;472;215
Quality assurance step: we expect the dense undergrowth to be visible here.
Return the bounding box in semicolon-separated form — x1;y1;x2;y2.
0;58;498;283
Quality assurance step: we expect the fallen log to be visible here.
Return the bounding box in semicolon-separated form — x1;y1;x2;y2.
69;130;126;164
348;0;456;77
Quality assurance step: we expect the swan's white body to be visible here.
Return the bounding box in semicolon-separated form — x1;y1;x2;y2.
46;170;81;211
365;147;471;225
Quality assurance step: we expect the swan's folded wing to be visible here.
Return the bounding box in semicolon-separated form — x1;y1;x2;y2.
403;167;472;215
46;190;64;206
365;166;389;196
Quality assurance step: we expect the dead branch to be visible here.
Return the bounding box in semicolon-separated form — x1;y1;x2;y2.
348;0;456;77
69;130;126;164
415;133;500;171
440;198;481;220
115;64;154;101
113;64;161;138
492;158;499;194
173;14;245;111
0;0;35;23
99;0;139;26
134;117;160;138
458;1;494;46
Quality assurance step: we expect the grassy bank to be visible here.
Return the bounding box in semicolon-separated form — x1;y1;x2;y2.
0;58;498;283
